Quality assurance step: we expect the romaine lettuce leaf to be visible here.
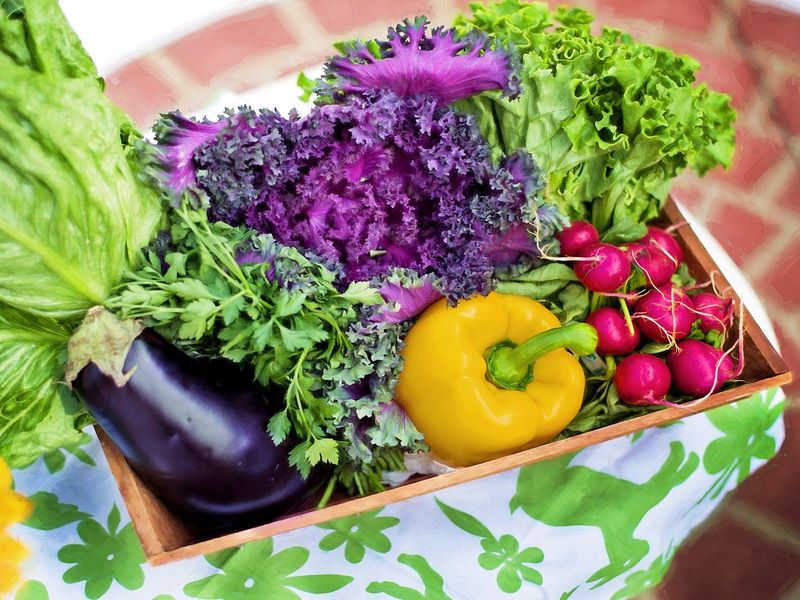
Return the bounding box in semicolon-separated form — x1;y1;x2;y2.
0;0;161;465
0;56;160;319
0;305;90;468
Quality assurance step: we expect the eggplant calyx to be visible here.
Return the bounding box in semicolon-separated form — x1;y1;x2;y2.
65;306;144;388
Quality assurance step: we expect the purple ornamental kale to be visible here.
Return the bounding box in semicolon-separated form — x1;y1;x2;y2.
472;150;546;265
242;91;507;300
194;107;300;224
321;17;520;105
153;112;226;195
153;17;549;302
156;93;545;301
374;269;443;323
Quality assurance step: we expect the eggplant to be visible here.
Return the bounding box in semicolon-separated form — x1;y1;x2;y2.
74;328;323;529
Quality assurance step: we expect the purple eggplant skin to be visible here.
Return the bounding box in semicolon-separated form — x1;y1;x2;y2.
75;330;324;529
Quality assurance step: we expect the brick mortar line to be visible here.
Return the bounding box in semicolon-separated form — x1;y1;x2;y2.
752;47;800;83
739;218;800;286
201;45;327;92
274;0;328;45
725;162;800;281
720;0;800;173
143;51;208;100
791;138;800;166
188;0;463;101
772;307;800;343
430;0;458;19
726;500;800;556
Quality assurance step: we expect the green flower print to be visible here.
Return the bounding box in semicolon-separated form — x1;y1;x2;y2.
24;491;90;531
367;554;452;600
183;538;352;600
610;547;675;600
42;432;96;473
57;504;145;599
318;508;400;563
700;389;784;503
478;535;544;592
436;498;544;593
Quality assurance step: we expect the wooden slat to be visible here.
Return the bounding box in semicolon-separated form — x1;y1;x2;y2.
96;430;195;554
96;197;793;565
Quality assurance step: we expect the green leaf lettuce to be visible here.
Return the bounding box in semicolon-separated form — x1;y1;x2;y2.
455;0;736;232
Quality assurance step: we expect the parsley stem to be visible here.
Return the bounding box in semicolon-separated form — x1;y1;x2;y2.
317;475;337;508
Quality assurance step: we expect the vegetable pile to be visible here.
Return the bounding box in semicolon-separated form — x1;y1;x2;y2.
2;0;744;525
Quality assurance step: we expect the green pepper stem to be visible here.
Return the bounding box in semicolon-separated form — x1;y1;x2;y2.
485;323;598;391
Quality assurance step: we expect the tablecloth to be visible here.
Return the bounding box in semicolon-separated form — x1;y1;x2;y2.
8;387;785;600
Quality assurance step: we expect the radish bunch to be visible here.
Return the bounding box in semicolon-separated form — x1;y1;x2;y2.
559;220;743;406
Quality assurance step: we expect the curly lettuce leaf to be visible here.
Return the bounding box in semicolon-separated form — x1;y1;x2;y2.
455;0;736;232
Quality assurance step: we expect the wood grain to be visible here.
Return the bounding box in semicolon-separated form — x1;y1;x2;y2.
94;198;793;565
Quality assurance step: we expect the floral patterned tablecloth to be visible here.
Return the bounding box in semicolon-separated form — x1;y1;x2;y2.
8;388;785;600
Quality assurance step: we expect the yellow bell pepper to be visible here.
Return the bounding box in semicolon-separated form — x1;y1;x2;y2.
395;292;596;467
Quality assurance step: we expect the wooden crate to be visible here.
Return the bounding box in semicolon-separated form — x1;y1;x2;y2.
96;198;793;565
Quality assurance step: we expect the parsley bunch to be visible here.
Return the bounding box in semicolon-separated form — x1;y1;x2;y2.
106;202;382;477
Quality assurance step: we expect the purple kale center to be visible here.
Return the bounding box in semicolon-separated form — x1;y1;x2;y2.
157;101;543;300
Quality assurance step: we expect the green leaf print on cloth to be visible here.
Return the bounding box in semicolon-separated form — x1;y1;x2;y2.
23;491;91;530
610;546;676;600
13;580;49;600
367;554;451;600
56;504;146;599
511;441;698;588
436;498;544;593
42;433;96;473
183;538;353;599
700;390;785;503
317;508;400;563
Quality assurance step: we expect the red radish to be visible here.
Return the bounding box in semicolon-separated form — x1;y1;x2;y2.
626;242;678;287
691;292;734;334
667;339;736;397
574;243;631;293
614;354;672;405
641;226;683;265
586;307;641;355
633;285;696;343
556;221;599;256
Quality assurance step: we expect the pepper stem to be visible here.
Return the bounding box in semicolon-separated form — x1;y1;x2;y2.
485;323;598;391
